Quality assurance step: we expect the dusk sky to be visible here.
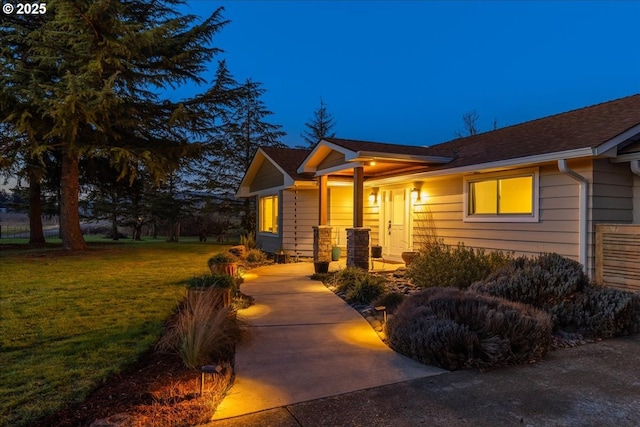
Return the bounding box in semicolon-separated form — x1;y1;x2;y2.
180;1;640;149
4;3;635;188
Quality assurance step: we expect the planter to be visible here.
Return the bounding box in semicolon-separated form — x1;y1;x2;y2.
371;245;383;258
210;262;238;276
314;261;330;274
331;246;342;261
401;251;419;266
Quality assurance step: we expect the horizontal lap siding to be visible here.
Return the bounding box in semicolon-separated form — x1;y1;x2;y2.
282;189;318;257
369;164;584;261
250;160;284;193
328;186;353;249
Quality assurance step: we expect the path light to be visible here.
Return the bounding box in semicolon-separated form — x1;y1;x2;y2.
375;305;387;323
200;364;223;396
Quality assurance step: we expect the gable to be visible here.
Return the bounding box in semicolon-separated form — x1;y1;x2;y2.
318;150;347;170
250;159;284;193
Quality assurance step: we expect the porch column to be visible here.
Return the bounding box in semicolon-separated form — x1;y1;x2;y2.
353;166;364;228
347;227;370;270
313;225;332;263
346;166;368;269
318;175;328;225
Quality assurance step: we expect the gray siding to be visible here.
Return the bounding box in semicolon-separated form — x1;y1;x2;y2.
369;163;587;262
318;150;346;170
250;160;284;193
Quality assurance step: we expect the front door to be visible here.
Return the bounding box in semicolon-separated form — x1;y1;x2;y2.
382;189;407;258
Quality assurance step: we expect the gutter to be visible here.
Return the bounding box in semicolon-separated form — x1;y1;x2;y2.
558;159;588;272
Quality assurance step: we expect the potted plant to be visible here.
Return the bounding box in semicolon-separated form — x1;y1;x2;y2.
207;252;238;276
371;245;383;259
275;248;290;264
331;229;342;261
186;274;237;307
314;261;330;274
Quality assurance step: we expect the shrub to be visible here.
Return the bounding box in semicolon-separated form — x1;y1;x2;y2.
240;232;257;250
346;274;387;305
386;287;552;371
334;266;368;293
407;241;512;289
186;274;236;290
207;252;238;267
372;292;406;314
245;248;267;265
472;253;640;338
157;289;249;369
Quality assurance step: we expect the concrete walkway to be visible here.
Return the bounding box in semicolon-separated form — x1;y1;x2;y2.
211;262;445;420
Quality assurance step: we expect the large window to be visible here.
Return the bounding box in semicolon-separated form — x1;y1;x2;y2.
464;169;538;222
259;195;279;234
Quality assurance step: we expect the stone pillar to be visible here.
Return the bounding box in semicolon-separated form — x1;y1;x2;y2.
313;225;333;263
347;227;370;270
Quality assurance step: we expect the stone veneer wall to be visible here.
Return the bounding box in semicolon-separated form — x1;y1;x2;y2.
313;226;332;263
347;227;370;269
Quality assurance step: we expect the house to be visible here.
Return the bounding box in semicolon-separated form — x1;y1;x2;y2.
237;94;640;287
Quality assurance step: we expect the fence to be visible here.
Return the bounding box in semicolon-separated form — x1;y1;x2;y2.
0;225;60;239
595;224;640;292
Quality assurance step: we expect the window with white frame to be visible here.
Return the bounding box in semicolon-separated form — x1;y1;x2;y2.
259;195;279;234
464;168;538;222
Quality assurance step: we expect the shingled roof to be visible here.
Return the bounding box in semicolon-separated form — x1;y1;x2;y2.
424;93;640;170
323;138;432;156
260;146;313;180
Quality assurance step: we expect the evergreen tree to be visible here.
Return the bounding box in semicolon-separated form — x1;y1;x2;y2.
301;98;336;147
208;79;285;231
1;1;234;250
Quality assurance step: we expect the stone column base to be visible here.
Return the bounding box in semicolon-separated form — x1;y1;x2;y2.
347;227;370;270
313;226;332;263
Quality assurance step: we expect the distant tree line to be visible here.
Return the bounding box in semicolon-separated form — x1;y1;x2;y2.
0;1;285;248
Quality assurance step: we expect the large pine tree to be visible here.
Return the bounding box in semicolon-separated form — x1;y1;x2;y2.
1;0;234;250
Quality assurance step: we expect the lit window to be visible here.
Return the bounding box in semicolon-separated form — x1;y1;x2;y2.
259;195;278;234
464;169;538;222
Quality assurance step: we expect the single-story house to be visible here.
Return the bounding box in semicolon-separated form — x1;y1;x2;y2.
237;94;640;289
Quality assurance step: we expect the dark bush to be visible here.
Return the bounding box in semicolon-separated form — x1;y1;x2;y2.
186;274;236;290
346;274;387;305
407;241;512;289
334;266;368;293
372;292;406;314
386;287;552;371
472;253;640;338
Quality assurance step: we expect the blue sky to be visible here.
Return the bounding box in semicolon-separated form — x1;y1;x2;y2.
187;1;639;147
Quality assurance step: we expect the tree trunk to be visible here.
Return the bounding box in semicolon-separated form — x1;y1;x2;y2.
60;149;87;250
28;175;46;245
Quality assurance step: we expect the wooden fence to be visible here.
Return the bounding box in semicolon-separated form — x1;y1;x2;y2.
595;224;640;292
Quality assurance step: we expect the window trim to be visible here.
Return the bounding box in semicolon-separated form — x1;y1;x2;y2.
258;194;279;235
463;167;539;223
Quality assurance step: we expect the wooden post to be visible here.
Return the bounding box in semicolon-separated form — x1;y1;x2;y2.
353;166;364;228
319;175;328;226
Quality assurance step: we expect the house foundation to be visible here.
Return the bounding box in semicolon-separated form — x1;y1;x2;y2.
347;227;370;269
313;225;333;263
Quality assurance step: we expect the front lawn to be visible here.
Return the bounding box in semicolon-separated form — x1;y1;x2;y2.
0;238;231;427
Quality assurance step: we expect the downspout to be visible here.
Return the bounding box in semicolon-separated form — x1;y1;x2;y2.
558;159;588;272
630;160;640;176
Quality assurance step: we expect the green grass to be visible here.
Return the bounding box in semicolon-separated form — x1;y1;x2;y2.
0;238;232;427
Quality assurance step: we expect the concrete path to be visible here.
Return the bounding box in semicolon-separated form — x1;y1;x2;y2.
211;262;445;420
